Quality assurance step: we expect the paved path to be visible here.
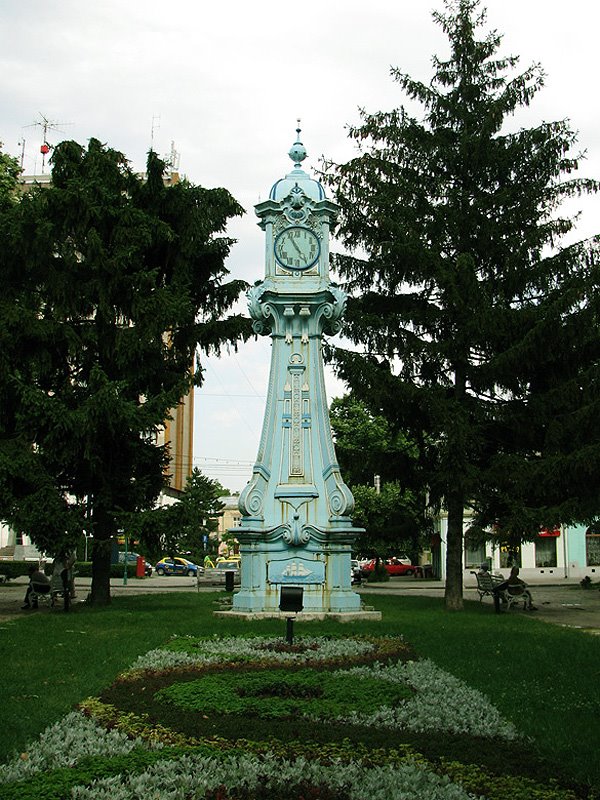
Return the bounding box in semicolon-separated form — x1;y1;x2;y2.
1;575;599;633
360;577;600;633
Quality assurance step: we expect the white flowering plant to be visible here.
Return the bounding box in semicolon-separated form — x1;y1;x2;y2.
68;751;478;800
1;634;573;800
127;634;406;674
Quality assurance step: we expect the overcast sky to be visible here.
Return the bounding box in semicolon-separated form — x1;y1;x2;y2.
2;0;599;492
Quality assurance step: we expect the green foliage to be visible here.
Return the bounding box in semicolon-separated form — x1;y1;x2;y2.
439;759;581;800
0;560;137;581
124;468;225;560
330;395;418;486
67;562;140;579
0;139;250;602
92;681;581;798
0;748;189;800
330;395;428;556
201;781;351;800
323;0;600;607
351;482;419;557
0;561;41;580
155;667;412;719
0;145;20;204
365;560;390;582
1;592;598;796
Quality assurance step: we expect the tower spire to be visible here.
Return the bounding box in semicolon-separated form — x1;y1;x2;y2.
288;119;307;168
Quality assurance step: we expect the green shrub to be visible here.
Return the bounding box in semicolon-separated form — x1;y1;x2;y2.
0;748;190;800
366;564;390;582
0;561;41;580
0;561;145;580
72;563;141;579
155;667;412;720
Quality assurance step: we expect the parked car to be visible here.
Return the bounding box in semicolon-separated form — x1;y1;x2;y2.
361;558;416;577
215;559;240;571
154;557;203;577
351;559;362;584
392;554;411;565
203;559;241;585
117;552;153;576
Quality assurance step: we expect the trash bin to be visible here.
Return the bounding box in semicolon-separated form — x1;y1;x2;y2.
136;556;145;578
225;570;235;592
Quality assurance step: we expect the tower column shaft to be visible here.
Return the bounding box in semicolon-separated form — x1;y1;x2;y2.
230;132;364;615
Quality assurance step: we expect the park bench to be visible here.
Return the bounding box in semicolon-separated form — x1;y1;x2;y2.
28;581;52;607
471;571;530;611
28;570;72;611
472;570;503;601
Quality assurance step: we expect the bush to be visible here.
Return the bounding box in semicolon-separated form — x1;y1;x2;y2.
0;561;145;580
366;564;390;582
0;561;39;580
74;563;140;579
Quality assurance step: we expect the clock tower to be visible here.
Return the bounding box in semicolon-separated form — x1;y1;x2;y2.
230;128;375;618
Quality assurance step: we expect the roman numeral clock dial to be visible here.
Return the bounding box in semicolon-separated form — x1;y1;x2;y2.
274;226;320;271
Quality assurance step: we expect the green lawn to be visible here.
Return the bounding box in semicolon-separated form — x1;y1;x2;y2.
1;591;599;793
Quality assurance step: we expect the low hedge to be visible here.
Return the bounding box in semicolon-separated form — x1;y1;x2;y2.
76;563;142;579
0;561;34;580
0;561;146;580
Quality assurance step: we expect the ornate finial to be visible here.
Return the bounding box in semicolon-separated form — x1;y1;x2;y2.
288;119;307;168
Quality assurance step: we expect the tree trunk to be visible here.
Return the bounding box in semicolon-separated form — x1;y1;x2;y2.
89;509;113;606
444;492;464;610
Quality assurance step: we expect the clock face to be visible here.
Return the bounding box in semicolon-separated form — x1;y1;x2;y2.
274;226;320;271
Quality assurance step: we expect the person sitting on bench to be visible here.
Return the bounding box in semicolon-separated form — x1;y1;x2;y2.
494;566;537;611
21;564;51;610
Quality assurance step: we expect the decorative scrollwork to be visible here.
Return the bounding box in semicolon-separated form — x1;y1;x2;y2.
318;284;347;336
247;284;265;320
329;491;345;514
248;285;275;336
328;483;355;518
238;484;264;517
281;514;311;546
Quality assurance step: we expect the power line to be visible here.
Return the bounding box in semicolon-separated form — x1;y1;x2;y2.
195;457;254;465
201;393;266;398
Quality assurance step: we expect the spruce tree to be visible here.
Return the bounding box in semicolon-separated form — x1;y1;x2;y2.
324;0;599;608
0;139;248;604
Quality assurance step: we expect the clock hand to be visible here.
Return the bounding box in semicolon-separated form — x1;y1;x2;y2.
290;237;303;256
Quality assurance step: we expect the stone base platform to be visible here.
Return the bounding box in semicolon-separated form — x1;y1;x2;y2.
214;609;382;621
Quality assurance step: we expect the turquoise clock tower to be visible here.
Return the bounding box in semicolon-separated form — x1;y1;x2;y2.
230;128;372;618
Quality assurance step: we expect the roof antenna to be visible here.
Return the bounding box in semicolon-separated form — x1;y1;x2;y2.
150;114;161;152
24;113;73;173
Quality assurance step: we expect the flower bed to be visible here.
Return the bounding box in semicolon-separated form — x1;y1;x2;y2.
0;635;585;800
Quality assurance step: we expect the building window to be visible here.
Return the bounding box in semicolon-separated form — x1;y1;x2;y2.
586;533;600;567
535;536;557;568
464;539;485;569
500;546;521;569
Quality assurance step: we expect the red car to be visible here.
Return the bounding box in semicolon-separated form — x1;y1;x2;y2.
361;558;416;577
